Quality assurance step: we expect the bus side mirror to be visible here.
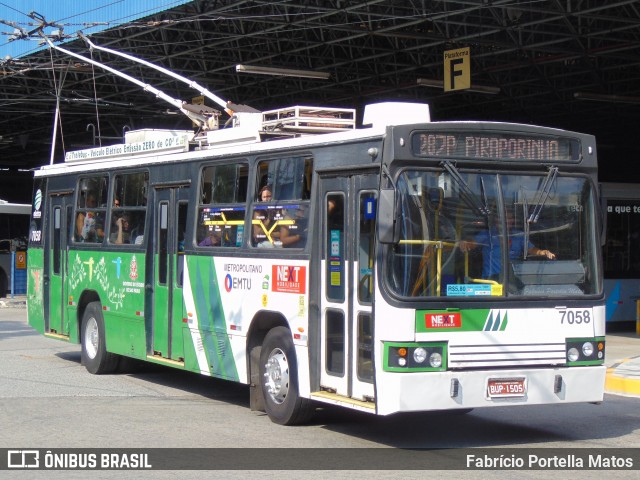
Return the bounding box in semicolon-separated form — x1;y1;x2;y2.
378;188;399;244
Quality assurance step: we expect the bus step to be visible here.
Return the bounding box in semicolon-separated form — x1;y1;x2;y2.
310;390;376;410
44;332;70;341
146;354;185;367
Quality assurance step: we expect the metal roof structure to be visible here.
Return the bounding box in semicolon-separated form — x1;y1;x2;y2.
1;1;639;202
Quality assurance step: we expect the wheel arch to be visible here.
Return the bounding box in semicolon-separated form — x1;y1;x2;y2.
246;310;289;412
76;289;101;342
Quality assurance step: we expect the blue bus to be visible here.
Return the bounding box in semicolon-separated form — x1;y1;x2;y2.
601;183;640;329
0;200;30;298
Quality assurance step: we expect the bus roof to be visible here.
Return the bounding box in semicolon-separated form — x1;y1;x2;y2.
34;123;388;178
33;103;596;178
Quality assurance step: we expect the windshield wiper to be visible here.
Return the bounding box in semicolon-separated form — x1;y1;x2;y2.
527;166;558;224
523;194;531;259
441;160;491;216
524;166;558;259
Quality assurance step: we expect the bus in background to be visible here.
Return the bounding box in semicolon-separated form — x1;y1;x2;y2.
26;101;607;425
601;182;640;330
0;200;30;298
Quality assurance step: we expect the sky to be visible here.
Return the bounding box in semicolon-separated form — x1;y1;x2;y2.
0;0;191;59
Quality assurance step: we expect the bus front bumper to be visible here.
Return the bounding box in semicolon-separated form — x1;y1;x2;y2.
375;365;606;416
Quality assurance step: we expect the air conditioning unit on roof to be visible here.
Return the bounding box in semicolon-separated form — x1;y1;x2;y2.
261;106;356;133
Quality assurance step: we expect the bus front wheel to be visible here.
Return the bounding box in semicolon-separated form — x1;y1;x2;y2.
81;301;119;374
260;326;314;425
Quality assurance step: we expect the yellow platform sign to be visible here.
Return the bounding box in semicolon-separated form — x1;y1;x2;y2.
444;47;470;92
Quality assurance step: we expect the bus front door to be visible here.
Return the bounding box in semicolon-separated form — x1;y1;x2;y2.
318;174;377;406
44;193;73;337
151;186;189;362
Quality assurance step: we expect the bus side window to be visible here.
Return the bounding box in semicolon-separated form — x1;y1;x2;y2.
254;156;313;202
110;172;148;245
197;163;248;248
176;202;188;287
252;156;313;248
358;192;376;303
75;176;108;243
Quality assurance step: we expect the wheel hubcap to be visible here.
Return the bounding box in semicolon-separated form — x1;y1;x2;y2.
264;348;289;404
84;317;99;360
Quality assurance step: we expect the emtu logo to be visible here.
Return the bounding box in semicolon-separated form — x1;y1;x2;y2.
32;189;42;219
33;189;42;212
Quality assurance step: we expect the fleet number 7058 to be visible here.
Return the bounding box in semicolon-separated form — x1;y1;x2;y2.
558;309;591;324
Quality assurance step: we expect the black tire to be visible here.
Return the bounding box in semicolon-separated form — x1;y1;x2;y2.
260;326;314;425
80;301;119;374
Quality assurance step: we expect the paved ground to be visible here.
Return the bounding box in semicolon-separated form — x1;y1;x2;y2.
2;294;640;397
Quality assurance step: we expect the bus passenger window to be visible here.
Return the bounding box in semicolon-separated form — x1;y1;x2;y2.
176;202;187;287
197;163;248;248
110;172;148;246
75;176;108;243
255;156;313;201
326;309;345;375
252;157;313;248
358;192;376;303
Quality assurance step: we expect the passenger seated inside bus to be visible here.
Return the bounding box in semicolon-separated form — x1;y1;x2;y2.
279;203;308;248
76;194;104;242
198;226;221;247
111;213;132;244
253;185;282;247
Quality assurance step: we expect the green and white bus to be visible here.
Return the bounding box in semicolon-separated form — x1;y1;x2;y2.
27;102;606;425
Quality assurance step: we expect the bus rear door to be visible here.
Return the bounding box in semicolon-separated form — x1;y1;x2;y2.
43;192;73;337
151;185;189;362
318;174;377;406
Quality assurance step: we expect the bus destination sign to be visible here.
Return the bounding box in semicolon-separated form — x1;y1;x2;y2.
412;131;581;162
64;133;190;162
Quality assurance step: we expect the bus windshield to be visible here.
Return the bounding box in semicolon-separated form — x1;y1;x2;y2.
385;169;600;298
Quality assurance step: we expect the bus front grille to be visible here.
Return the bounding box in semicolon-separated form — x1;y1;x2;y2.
448;342;566;369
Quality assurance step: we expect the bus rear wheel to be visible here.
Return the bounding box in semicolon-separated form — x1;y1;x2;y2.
260;326;314;425
81;301;119;374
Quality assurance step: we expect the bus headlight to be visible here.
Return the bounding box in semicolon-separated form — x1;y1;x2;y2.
582;342;594;357
384;342;447;372
429;352;442;368
567;347;580;362
565;337;605;365
413;347;427;364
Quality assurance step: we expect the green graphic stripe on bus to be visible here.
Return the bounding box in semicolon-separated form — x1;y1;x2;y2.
484;310;508;331
417;309;505;332
191;257;239;381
